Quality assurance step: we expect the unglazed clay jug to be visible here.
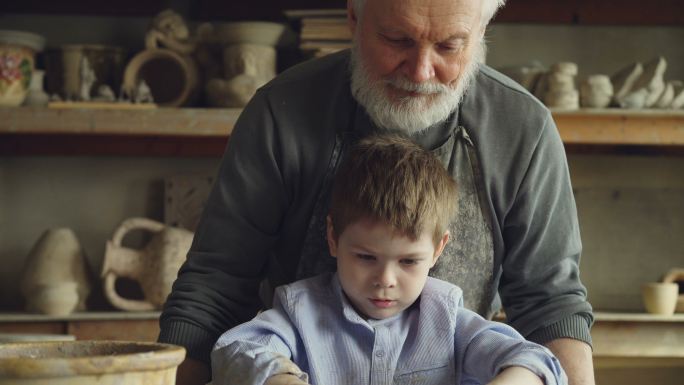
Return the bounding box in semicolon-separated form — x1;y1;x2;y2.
102;217;193;311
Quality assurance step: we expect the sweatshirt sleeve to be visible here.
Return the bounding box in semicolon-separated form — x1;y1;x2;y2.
455;307;567;385
498;113;593;345
158;89;293;363
210;288;308;385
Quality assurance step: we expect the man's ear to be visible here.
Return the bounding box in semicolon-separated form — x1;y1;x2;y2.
326;216;338;258
347;0;358;38
431;231;450;268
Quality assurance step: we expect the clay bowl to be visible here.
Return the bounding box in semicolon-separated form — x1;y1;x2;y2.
0;340;185;385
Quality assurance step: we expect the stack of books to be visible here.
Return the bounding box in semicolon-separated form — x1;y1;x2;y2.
285;9;352;58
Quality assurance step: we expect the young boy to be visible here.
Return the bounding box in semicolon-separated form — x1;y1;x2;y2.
211;134;567;385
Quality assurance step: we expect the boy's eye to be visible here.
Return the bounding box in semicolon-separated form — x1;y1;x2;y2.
400;259;418;266
356;254;375;261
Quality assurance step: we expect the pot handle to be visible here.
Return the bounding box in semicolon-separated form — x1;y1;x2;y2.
111;217;166;246
104;271;156;311
102;217;166;311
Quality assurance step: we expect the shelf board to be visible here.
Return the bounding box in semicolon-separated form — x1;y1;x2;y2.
0;106;240;137
553;109;684;146
1;107;683;156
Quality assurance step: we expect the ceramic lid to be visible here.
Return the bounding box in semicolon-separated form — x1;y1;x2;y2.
0;30;46;52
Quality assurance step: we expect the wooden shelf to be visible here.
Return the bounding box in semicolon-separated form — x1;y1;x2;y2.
553;109;684;146
1;107;682;156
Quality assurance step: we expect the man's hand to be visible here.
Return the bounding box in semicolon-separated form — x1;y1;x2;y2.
175;357;211;385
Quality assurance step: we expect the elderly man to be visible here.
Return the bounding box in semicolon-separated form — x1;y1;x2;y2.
159;1;595;385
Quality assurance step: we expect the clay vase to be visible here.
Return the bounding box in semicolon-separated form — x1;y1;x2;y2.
19;228;91;316
102;218;193;311
22;68;49;107
0;30;45;106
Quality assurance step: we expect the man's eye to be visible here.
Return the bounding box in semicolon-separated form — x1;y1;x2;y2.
438;40;465;52
383;35;412;46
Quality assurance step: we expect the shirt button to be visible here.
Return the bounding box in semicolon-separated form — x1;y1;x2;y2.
375;350;385;358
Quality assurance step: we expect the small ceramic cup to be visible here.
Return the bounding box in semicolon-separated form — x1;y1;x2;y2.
641;282;679;315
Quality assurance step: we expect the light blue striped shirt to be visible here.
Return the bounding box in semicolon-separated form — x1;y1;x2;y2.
212;273;566;385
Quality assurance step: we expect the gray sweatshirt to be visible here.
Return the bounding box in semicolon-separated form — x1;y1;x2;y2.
159;50;593;364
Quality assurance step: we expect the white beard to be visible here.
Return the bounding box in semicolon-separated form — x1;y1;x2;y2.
350;42;484;135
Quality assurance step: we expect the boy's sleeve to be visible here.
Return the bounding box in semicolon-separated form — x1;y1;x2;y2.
211;289;308;385
455;307;567;385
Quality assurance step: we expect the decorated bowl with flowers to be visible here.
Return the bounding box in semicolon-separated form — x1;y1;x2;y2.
0;30;45;106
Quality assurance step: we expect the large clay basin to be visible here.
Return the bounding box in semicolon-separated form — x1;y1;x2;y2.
0;340;185;385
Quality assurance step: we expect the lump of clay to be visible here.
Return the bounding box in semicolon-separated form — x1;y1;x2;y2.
655;81;675;108
611;62;643;106
543;62;579;109
580;74;613;108
623;56;667;108
669;80;684;109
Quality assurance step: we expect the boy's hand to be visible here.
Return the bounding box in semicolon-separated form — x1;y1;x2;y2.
264;355;309;385
265;374;309;385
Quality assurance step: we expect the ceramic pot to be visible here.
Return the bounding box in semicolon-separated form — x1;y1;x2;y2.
102;218;193;311
44;44;125;101
20;228;91;315
0;30;45;106
25;282;80;316
663;268;684;312
642;282;678;316
22;69;49;107
0;340;185;385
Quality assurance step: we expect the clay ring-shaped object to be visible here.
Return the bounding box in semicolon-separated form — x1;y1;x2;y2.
123;48;198;107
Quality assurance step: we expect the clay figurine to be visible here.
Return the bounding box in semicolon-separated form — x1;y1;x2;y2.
79;56;96;101
145;9;195;55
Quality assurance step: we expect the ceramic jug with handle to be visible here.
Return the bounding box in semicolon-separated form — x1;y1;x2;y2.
102;217;193;311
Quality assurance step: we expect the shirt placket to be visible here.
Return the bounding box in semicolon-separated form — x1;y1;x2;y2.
370;325;392;385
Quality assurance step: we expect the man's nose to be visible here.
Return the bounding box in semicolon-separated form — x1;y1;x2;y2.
402;47;435;83
374;265;397;288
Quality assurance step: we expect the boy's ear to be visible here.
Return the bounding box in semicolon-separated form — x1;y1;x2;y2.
347;0;358;37
431;231;450;267
326;216;338;258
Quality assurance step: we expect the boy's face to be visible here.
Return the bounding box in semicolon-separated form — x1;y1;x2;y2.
327;216;448;320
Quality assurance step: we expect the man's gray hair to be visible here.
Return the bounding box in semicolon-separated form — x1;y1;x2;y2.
352;0;506;27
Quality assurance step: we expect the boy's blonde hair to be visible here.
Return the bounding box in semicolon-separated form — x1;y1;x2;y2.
329;133;457;245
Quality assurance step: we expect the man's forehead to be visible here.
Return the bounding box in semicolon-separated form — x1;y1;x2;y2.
367;0;481;38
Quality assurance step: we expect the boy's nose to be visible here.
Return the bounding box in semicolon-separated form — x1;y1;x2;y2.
374;266;397;289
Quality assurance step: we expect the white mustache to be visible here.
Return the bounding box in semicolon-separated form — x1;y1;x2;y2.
384;76;450;95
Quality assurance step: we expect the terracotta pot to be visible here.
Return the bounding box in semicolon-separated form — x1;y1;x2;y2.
0;30;45;106
0;340;185;384
102;218;193;311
